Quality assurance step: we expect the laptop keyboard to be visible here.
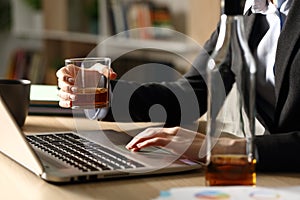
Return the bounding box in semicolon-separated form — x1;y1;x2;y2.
26;133;144;172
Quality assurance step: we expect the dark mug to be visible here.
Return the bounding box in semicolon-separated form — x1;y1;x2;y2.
0;79;31;127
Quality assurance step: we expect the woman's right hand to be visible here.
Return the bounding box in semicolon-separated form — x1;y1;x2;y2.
56;64;117;108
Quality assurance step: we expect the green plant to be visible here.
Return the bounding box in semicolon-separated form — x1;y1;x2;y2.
23;0;42;10
0;0;11;31
85;0;98;19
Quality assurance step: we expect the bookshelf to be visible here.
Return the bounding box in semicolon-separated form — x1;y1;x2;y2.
5;0;220;84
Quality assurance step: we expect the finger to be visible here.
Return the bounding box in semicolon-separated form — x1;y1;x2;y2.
61;76;75;84
100;67;117;80
126;127;173;149
126;133;169;150
126;128;161;148
56;66;71;79
57;72;75;85
56;65;80;82
137;137;170;148
91;63;118;80
58;80;71;92
59;100;72;108
128;137;170;151
58;81;77;93
126;137;148;150
57;90;76;101
109;68;117;80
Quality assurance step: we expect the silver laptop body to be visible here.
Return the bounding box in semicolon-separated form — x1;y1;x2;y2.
0;97;201;183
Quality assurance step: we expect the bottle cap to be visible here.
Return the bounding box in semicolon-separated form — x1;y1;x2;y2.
222;0;246;15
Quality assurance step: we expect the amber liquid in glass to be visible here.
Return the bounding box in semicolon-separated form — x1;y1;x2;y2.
205;154;256;186
73;88;108;108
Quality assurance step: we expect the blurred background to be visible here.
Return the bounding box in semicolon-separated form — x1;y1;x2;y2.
0;0;220;85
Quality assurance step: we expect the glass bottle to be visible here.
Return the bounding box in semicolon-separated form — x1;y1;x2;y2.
205;0;257;186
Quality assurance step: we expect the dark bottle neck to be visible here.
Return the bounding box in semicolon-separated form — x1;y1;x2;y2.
212;14;256;74
221;0;246;15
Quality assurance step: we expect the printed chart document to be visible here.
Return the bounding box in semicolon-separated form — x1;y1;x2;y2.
154;186;300;200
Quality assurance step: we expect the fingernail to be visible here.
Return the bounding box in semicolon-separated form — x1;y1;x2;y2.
71;87;77;92
68;78;75;83
70;94;76;100
130;148;139;152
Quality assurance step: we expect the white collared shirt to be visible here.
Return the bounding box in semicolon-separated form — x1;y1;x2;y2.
244;0;292;85
242;0;292;122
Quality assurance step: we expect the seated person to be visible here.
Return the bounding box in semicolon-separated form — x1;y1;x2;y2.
56;0;300;171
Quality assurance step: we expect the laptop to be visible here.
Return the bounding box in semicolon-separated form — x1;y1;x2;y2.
0;96;201;183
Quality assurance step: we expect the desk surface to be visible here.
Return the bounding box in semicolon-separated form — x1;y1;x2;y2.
1;115;300;200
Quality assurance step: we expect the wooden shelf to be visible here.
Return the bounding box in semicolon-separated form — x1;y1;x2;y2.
13;28;200;56
105;36;200;55
6;0;220;84
12;29;103;44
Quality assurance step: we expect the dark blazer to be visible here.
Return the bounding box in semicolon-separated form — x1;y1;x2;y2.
107;0;300;171
254;0;300;171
